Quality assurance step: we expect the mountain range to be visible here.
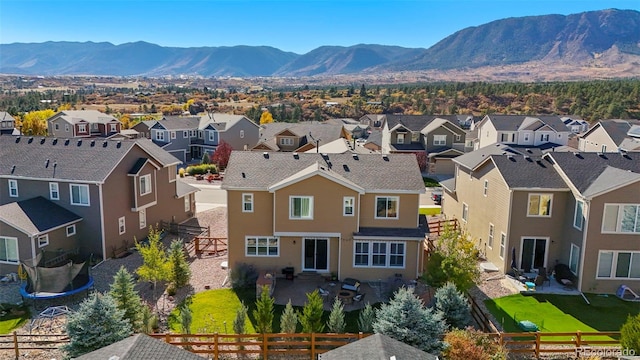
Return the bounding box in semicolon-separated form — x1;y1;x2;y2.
1;9;639;78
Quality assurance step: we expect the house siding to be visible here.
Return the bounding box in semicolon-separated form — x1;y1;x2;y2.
578;126;617;152
0;224;30;274
220;119;260;151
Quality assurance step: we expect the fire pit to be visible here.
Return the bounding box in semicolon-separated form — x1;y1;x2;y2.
338;290;355;304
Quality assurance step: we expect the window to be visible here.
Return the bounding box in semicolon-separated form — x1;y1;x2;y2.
597;251;640;279
184;195;190;212
343;197;354;216
78;124;87;133
433;135;447;146
118;217;126;235
139;174;152;196
208;131;216;142
240;130;245;138
499;233;506;259
527;194;552;217
353;241;405;268
55;123;60;130
540;134;550;142
573;200;584;230
488;224;494;248
602;204;640;234
397;133;405;144
198;131;203;139
37;234;49;248
8;179;18;197
0;237;18;264
483;180;489;196
411;132;419;142
170;131;176;140
70;184;90;206
155;131;165;141
569;244;580;274
183;131;188;138
601;145;607;153
455;134;462;142
92;123;98;131
139;209;146;229
49;182;59;200
65;124;69;132
246;237;279;256
280;138;294;146
524;133;530;142
242;193;254;213
189;130;195;137
462;203;469;222
375;196;398;219
110;123;117;132
66;224;76;237
290;196;313;219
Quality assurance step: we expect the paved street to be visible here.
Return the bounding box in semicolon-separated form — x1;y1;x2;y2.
191;183;227;212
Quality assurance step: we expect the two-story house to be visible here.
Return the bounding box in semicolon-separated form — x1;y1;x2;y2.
0;112;17;135
324;118;370;139
441;150;640;294
0;136;198;273
562;117;589;134
252;123;350;153
578;119;640;153
47;110;122;138
474;115;572;150
150;116;201;163
221;152;427;281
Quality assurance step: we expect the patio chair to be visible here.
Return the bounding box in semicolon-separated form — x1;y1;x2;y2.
536;267;551;287
353;293;365;303
534;275;545;290
512;268;528;283
341;278;361;292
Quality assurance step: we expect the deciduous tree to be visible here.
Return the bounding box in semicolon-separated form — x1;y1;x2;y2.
19;109;54;135
424;224;480;291
212;140;232;170
260;111;274;124
136;226;171;306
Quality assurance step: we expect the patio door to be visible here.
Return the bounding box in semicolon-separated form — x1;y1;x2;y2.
303;238;328;272
520;238;548;272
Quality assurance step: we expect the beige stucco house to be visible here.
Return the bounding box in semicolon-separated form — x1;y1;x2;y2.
578;119;640;153
221;152;427;281
441;150;640;294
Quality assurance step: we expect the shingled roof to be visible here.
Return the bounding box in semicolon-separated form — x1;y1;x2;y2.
0;197;82;236
154;116;200;130
75;334;202;360
491;154;567;189
54;110;119;124
318;333;437;360
222;152;425;193
0;136;179;183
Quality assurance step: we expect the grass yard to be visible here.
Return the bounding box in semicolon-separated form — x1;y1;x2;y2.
419;206;441;216
170;288;371;334
0;304;30;334
423;177;441;187
485;293;640;337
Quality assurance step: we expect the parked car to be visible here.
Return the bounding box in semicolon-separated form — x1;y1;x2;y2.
431;189;443;205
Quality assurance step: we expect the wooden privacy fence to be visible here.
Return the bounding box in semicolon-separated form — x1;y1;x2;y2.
492;331;621;359
466;292;499;333
427;218;458;236
194;236;228;256
0;332;69;359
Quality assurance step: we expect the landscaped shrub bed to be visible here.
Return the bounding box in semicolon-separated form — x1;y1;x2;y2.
186;164;218;176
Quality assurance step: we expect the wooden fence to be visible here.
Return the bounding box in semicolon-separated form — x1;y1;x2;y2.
0;331;622;359
194;236;228;256
427;218;458;236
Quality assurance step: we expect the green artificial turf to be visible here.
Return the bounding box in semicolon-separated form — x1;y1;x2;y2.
0;304;30;334
423;177;441;187
419;206;441;216
485;293;640;339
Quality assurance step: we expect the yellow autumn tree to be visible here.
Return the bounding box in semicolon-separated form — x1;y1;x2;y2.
20;109;55;136
259;111;274;125
119;114;131;129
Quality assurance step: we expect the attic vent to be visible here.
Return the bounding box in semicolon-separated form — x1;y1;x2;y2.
382;155;389;161
77;139;82;146
526;148;532;154
45;159;50;168
292;152;299;159
28;137;33;143
263;152;269;159
52;138;58;145
103;141;108;147
241;172;246;178
40;138;46;144
15;137;20;143
507;155;515;162
352;153;359;160
116;141;122;148
64;139;70;146
90;140;95;147
343;164;350;172
524;156;532;162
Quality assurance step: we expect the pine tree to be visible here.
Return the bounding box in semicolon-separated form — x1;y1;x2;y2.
373;287;445;354
326;298;345;333
253;286;274;333
621;313;640;353
233;302;248;335
299;290;325;333
201;152;211;164
180;303;192;334
109;266;143;332
63;293;132;358
168;239;191;288
434;282;471;329
280;300;298;334
140;304;157;334
358;302;376;333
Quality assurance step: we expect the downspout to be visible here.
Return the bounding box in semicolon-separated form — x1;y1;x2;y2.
99;184;107;261
337;235;342;281
31;235;36;261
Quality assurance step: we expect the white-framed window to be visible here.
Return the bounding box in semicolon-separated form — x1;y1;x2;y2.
353;241;405;268
290;196;313;219
110;123;117;132
183;130;188;138
198;130;203;139
527;193;552;217
573;200;584;230
118;216;126;235
240;130;245;138
343;196;354;216
569;244;580;275
242;193;254;213
66;224;76;237
375;196;399;219
208;131;216;142
54;123;60;130
462;203;469;222
155;131;165;141
433;134;447;146
540;134;550;142
488;224;494;248
139;209;146;229
8;179;18;197
280;138;294;146
597;250;640;279
49;182;59;200
483;180;489;197
65;124;70;132
499;233;506;259
189;130;195;137
602;204;640;234
78;124;87;133
139;174;152;196
184;195;190;212
70;184;90;206
396;133;405;144
170;131;176;140
37;234;49;248
0;236;18;264
601;145;607;153
245;236;279;257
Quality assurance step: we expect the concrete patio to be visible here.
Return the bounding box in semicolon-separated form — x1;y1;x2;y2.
505;275;581;295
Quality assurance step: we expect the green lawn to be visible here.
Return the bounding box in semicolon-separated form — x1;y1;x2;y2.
0;304;30;334
485;293;640;336
170;288;373;334
419;206;441;216
423;177;441;187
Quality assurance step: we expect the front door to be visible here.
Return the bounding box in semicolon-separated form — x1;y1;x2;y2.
520;238;548;272
303;238;328;271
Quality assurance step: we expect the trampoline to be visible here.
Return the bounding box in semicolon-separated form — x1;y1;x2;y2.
19;253;94;306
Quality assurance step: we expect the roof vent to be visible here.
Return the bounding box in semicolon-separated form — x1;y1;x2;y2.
116;141;122;148
103;141;108;147
382;154;389;161
45;159;49;168
52;138;58;145
293;152;299;159
28;137;33;143
507;155;516;162
15;137;20;143
526;148;532;153
77;139;82;146
40;138;46;144
352;153;359;160
597;153;607;159
64;139;70;146
90;140;95;147
263;152;269;159
524;156;532;162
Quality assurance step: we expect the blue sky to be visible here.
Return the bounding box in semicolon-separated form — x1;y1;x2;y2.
1;0;638;54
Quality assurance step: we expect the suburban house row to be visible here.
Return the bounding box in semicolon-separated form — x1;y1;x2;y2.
0;135;198;273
